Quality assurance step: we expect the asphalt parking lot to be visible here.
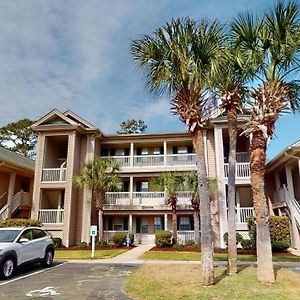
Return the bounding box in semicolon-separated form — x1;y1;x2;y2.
0;262;137;299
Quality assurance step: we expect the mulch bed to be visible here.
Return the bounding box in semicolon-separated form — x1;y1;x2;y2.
150;246;293;256
56;245;135;251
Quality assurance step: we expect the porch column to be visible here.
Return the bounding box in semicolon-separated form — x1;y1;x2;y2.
164;213;168;230
129;214;133;233
285;165;295;199
129;176;133;205
236;190;240;223
7;172;16;218
56;192;62;223
163;141;167;166
214;126;227;248
203;129;208;173
130;143;134;168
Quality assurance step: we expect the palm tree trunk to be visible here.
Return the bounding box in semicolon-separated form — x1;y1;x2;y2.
250;131;275;283
191;128;214;286
227;106;238;274
194;210;200;245
98;209;104;241
172;206;177;243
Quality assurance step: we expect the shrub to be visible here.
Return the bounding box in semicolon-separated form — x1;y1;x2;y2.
185;240;196;247
95;241;109;247
173;243;184;250
0;218;42;228
223;232;244;246
112;233;127;246
271;240;290;252
155;230;172;248
240;239;253;250
247;215;290;251
52;237;63;248
78;242;88;248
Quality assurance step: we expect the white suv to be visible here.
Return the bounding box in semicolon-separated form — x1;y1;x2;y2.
0;226;54;279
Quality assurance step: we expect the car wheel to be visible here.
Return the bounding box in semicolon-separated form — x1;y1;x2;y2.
42;249;53;267
0;257;15;279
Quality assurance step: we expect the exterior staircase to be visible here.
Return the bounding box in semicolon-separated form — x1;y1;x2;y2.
0;192;31;223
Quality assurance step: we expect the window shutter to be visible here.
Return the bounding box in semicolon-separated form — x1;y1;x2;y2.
190;216;194;230
187;146;193;153
136;217;141;233
125;148;130;156
101;149;109;156
108;217;113;230
173;146;178;154
136;181;141;192
161;217;165;230
177;216;180;230
123;181;129;192
110;149;115;156
123;217;128;231
160;147;164;154
136;148;141;155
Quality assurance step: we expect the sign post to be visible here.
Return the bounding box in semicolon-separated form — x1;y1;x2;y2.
90;225;97;258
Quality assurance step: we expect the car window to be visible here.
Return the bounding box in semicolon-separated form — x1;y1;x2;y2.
19;229;33;241
0;230;21;242
33;229;46;239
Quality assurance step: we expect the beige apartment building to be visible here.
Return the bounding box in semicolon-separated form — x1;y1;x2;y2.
30;109;253;248
266;141;300;250
0;146;34;222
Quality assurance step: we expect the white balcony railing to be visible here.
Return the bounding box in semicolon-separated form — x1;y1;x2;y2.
105;192;130;205
167;154;196;166
177;192;192;206
224;162;250;178
38;209;64;224
132;192;165;205
177;231;195;243
42;168;67;182
100;156;130;167
236;207;254;223
133;155;164;167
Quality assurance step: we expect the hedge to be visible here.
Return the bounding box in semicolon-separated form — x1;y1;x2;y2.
0;218;42;228
155;230;172;248
247;216;290;251
111;233;134;247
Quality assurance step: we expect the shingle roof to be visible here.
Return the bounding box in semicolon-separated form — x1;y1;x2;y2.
0;146;35;171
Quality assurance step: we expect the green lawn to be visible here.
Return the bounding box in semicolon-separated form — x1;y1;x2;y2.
54;249;126;260
140;251;300;262
124;265;300;300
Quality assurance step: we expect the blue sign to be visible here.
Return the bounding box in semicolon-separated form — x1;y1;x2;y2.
90;225;97;237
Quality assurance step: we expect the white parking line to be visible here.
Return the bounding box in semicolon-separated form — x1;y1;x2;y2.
0;262;68;286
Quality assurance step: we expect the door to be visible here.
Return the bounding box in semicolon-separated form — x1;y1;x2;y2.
32;229;48;259
17;229;36;264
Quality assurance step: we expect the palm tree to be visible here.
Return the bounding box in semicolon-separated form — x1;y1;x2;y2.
182;171;200;245
231;1;300;283
211;45;252;274
150;172;181;243
131;17;224;286
74;158;121;241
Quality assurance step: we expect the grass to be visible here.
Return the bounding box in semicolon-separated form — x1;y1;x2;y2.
124;264;300;300
54;249;126;260
140;251;300;262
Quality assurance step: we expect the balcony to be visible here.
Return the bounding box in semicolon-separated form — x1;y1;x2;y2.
224;162;250;179
236;207;254;223
132;192;165;206
42;168;67;182
38;209;64;224
100;153;196;168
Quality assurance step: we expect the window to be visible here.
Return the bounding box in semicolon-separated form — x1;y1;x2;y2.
141;148;148;155
154;217;162;232
113;217;123;231
19;229;33;241
141;217;148;233
141;182;149;192
153;148;161;155
115;149;125;156
33;229;46;239
178;147;188;154
179;217;191;231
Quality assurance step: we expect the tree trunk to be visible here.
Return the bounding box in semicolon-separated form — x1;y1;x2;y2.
172;206;177;243
98;209;104;241
191;128;214;286
250;131;275;283
194;210;200;245
227;106;238;274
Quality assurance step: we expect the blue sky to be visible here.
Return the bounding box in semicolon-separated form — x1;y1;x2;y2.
0;0;299;159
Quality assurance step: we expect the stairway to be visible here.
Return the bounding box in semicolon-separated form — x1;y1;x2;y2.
0;192;30;223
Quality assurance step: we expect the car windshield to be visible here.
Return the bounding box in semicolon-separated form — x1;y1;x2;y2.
0;230;21;243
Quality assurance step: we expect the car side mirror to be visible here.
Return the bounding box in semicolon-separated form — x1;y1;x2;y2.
19;238;29;244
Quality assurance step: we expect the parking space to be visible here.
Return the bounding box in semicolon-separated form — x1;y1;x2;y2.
0;262;137;299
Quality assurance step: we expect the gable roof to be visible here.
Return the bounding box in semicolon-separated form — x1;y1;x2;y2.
0;146;35;171
63;110;98;130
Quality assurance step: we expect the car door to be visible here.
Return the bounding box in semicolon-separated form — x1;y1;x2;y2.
17;229;36;264
32;229;48;259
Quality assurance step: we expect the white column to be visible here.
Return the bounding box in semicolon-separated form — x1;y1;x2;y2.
285;165;295;199
203;129;208;174
164;213;168;230
129;176;133;205
164;141;167;166
214;126;227;248
7;172;16;218
130;143;134;168
236;189;240;223
129;214;133;233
